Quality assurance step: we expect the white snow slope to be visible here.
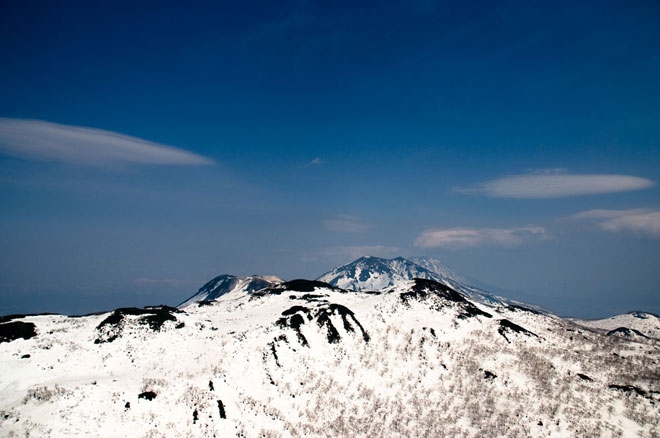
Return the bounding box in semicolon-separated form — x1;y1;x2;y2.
179;275;283;307
572;311;660;340
1;279;659;437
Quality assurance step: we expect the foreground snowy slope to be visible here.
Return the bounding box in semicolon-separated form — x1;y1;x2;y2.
1;278;659;437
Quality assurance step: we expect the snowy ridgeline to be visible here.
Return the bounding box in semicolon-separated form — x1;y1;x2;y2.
1;278;660;437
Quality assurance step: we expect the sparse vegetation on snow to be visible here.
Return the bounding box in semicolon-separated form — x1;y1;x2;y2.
1;276;659;437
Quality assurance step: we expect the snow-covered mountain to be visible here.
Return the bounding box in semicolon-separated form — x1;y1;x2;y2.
409;256;468;285
179;274;283;307
317;256;503;305
1;277;659;437
316;256;434;291
571;311;660;340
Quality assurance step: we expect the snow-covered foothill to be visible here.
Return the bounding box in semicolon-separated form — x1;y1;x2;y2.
1;277;659;437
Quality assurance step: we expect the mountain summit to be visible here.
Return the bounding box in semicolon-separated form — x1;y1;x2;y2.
317;256;503;305
316;256;434;291
179;274;282;307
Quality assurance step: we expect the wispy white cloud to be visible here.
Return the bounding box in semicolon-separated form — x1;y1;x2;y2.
458;170;654;199
0;118;214;166
323;215;370;233
573;209;660;237
304;157;323;167
414;225;549;249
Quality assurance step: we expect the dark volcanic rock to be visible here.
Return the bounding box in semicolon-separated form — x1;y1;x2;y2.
0;321;37;343
275;303;369;345
0;314;26;324
276;307;311;346
254;280;344;298
498;319;539;343
506;304;544;315
290;293;329;303
609;384;648;398
217;400;226;419
484;370;497;380
400;279;492;320
95;306;182;344
606;327;650;339
138;391;157;401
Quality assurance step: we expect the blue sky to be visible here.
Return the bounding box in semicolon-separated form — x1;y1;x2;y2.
1;0;659;317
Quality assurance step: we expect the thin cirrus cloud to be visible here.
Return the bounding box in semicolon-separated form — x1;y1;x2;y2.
573;209;660;237
323;215;370;233
458;170;654;199
0;118;215;166
304;157;323;167
414;226;549;249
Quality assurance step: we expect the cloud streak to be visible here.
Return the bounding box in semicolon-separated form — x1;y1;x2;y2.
323;215;370;233
304;157;323;167
459;171;654;199
0;118;214;166
573;209;660;237
414;225;549;249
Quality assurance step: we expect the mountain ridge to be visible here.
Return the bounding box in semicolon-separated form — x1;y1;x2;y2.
1;276;658;436
316;255;504;306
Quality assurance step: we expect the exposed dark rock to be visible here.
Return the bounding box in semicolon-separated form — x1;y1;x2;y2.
323;304;370;342
629;311;659;319
197;300;215;307
606;327;650;339
95;306;181;343
209;380;214;391
484;370;497;380
254;279;344;298
498;319;539;343
276;308;310;346
21;354;31;359
282;306;313;319
400;279;492;319
292;293;329;302
0;321;37;343
275;303;369;345
124;402;130;410
577;373;593;381
316;310;341;344
138;391;157;401
609;384;648;398
217;400;226;419
193;409;198;423
268;341;280;366
0;314;26;324
506;304;543;315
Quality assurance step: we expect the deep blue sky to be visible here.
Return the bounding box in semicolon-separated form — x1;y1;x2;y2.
1;0;659;318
